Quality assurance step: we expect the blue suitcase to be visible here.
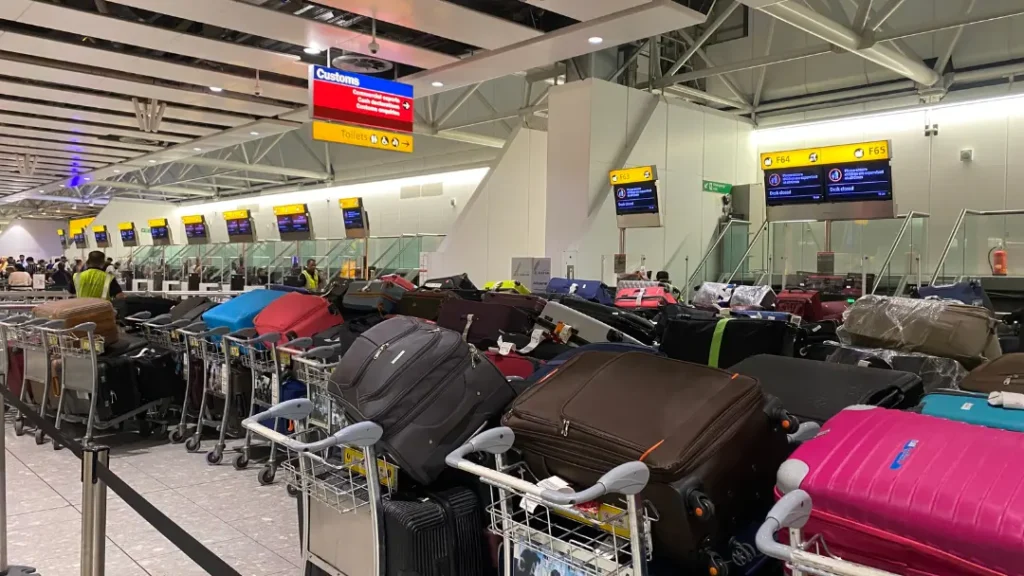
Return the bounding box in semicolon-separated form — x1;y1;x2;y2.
201;290;287;336
916;280;992;309
545;277;613;306
918;389;1024;432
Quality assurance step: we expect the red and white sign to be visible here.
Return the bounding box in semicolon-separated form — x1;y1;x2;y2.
310;66;415;133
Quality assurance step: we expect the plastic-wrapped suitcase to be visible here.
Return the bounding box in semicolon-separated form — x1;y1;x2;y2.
825;343;967;392
503;350;793;572
33;297;119;345
436;299;533;349
731;354;923;423
545;277;613;306
533;299;644;346
254;292;342;343
382;488;486;576
554;295;657;345
777;406;1024;576
918;389;1024;432
659;317;797;369
202;290;286;335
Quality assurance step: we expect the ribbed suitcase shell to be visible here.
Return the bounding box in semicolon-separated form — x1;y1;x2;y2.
33;297;119;344
779;407;1024;575
253;292;342;343
201;290;285;334
382;488;484;576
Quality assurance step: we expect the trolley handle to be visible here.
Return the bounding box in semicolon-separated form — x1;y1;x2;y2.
241;399;382;451
126;311;154;322
0;314;34;326
298;345;341;360
226;328;257;340
446;427;650;507
69;322;97;334
277;338;314;356
179;322;207;335
198;326;229;339
141;314;174;327
36;320;67;330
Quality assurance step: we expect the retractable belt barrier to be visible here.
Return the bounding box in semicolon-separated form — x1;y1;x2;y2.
0;385;244;576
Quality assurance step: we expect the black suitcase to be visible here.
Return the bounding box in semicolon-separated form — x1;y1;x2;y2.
329;316;516;485
395;289;461;321
731;354;924;423
555;295;658;345
824;343;967;392
115;295;176;322
421;273;477;291
169;297;213;322
383;487;486;576
660;317;797;368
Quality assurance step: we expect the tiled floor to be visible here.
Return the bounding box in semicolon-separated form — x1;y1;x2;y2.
2;423;302;576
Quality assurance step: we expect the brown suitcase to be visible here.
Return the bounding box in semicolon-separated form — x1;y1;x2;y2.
502;350;792;571
961;353;1024;394
33;298;119;345
842;295;1000;369
394;289;460;321
481;292;547;317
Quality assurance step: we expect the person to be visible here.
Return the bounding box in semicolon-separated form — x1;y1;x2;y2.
73;259;83;273
105;257;115;275
17;255;24;265
24;257;36;276
301;259;320;291
7;263;31;291
69;251;124;299
50;262;72;289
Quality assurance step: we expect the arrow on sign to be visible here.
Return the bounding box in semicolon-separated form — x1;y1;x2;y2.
402;102;411;110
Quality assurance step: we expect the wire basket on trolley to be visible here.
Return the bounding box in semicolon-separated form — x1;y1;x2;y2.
285;345;345;431
132;314;188;353
55;330;105;358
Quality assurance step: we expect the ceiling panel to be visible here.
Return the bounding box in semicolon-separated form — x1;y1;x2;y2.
0;1;30;20
0;142;124;164
0;155;104;170
521;0;650;20
13;1;307;79
0;32;307;104
0;127;153;154
0;98;215;138
107;0;460;70
0;112;189;145
312;0;539;50
407;0;707;96
0;58;292;117
0;81;252;128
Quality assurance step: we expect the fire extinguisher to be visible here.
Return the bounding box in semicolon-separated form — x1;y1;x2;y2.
990;244;1009;276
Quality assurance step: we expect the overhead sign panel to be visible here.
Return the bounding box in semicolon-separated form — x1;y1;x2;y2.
609;166;656;185
760;140;890;170
313;121;413;154
609;166;661;229
309;66;414;133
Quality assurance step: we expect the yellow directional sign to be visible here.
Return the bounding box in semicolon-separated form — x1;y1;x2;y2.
313;121;413;154
118;222;134;231
223;209;250;220
760;140;891;170
609;166;657;185
273;204;308;216
181;215;204;224
339;197;362;210
148;218;168;228
92;225;106;233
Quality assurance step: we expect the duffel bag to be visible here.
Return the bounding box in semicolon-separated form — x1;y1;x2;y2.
659;317;797;368
915;280;992;309
329;316;516;485
502;350;792;572
545;277;613;306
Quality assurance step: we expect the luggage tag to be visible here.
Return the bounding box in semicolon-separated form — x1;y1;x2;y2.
635;288;646;307
494;337;516;356
518;328;547;354
461;313;475;342
522;476;573;513
568;283;578;294
553;322;574;343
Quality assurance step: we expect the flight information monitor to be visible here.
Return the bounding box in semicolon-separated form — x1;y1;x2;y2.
120;229;136;242
226;219;252;236
184;222;207;239
151;226;169;239
609;166;662;228
277;214;311;234
765;167;825;206
343;208;365;229
614;181;660;215
824;160;893;202
94;230;108;243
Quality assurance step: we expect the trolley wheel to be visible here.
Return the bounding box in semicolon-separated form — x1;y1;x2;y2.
168;428;185;444
138;420;154;438
52;438;63;451
206;449;223;466
286;484;300;498
233;453;249;470
258;466;275;486
184;436;201;453
33;429;45;445
13;419;24;436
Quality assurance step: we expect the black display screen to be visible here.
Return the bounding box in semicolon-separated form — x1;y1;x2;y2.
73;233;86;245
765;167;825;206
824;160;893;202
343;208;364;229
151;226;169;239
614;181;659;215
277;214;310;233
184;223;207;238
120;229;136;242
226;219;252;236
94;231;108;243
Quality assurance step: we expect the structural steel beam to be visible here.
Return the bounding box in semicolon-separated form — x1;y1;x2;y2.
665;0;741;77
92;180;217;197
934;0;977;73
866;0;907;31
874;4;1024;43
172;158;331;181
436;83;482;129
676;30;751;106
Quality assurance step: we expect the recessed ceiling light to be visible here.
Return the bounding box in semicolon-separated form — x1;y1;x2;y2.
250;131;260;136
84;177;90;181
209;86;224;93
431;81;444;88
193;147;202;152
113;169;121;173
303;46;322;55
148;160;157;164
588;36;603;45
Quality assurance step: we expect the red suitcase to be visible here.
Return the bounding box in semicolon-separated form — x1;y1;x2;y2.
484;350;543;379
775;289;823;320
613;286;677;309
254;292;343;343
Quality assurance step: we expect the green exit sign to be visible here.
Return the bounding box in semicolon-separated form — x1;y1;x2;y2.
702;180;732;194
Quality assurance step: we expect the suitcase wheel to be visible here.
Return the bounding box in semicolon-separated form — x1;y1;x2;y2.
686;489;715;522
705;550;728;576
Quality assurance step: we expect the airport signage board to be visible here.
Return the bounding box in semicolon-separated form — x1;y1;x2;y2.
760;140;890;170
313;121;413;154
309;66;414;133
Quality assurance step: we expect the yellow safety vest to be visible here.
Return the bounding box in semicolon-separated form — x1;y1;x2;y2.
73;269;113;299
301;269;320;291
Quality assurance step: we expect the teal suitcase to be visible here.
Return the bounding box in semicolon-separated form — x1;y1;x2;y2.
918;389;1024;432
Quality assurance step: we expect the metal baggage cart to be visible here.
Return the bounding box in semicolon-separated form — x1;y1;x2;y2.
176;322;230;455
241;398;391;576
756;490;899;576
125;312;190;354
447;427;654;576
2;316;63;444
220;329;286;470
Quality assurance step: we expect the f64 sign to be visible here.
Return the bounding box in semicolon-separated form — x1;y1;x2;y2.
309;66;414;133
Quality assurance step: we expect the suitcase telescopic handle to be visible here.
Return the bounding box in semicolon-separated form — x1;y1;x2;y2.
446;427;651;506
755;490;812;563
241;399;382;451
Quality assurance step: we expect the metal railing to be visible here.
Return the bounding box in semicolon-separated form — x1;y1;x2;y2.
685;218;755;293
871;211;930;294
929;208;1024;284
725;219;769;284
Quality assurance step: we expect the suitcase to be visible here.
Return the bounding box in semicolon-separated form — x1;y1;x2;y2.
918;389;1024;432
659;317;797;369
436;300;533;349
483;349;543;381
777;406;1024;576
496;332;573;361
310;316;384;354
730;285;776;309
842;295;1001;369
613;286;677;309
33;298;119;345
483;280;530;294
420;273;476;291
960;353;1024;394
729;310;796;322
254;292;343;344
916;280;993;309
268;284;310;294
169;297;213;322
480;292;547;318
343;279;411;314
819;299;848;321
382;487;486;576
534;300;644;347
503;350;792;571
731;354;923;423
555;295;657;345
545;277;613;306
329;316;516;485
114;295;176;322
394;290;460;321
201;290;286;335
377;274;417;292
774;289;822;321
692;282;734;308
526;341;661;384
825;343;967;392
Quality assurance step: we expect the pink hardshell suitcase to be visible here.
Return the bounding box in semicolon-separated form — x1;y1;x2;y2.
776;406;1023;576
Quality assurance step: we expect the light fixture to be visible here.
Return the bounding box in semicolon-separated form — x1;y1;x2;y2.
431;81;444;88
84;177;91;181
148;160;157;163
588;36;603;45
303;46;322;55
209;86;224;93
250;131;260;136
113;169;121;173
193;147;202;152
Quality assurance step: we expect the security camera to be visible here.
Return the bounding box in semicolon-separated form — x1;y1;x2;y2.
254;85;263;97
368;39;380;55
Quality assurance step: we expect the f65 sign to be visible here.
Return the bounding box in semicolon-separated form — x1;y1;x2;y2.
309;66;414;133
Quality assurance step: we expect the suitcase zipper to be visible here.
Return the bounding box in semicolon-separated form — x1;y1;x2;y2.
360;328;443;404
340;322;420;391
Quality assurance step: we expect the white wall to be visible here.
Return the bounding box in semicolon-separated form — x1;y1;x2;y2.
0;219;66;261
431;127;547;283
755;93;1024;278
64;199;175;261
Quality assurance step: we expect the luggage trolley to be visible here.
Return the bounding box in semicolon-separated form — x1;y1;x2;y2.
447;427;654;576
176;322;230;454
3;316;63;444
221;328;285;470
241;398;391;576
126;312;192;442
756;490;899;576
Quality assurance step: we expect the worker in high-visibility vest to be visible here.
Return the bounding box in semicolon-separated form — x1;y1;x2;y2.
301;259;321;292
70;251;125;299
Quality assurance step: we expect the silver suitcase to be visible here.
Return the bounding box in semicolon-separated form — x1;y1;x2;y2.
533;300;643;346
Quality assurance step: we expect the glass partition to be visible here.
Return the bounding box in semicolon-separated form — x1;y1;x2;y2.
686;220;760;296
871;213;930;295
932;209;1024;284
